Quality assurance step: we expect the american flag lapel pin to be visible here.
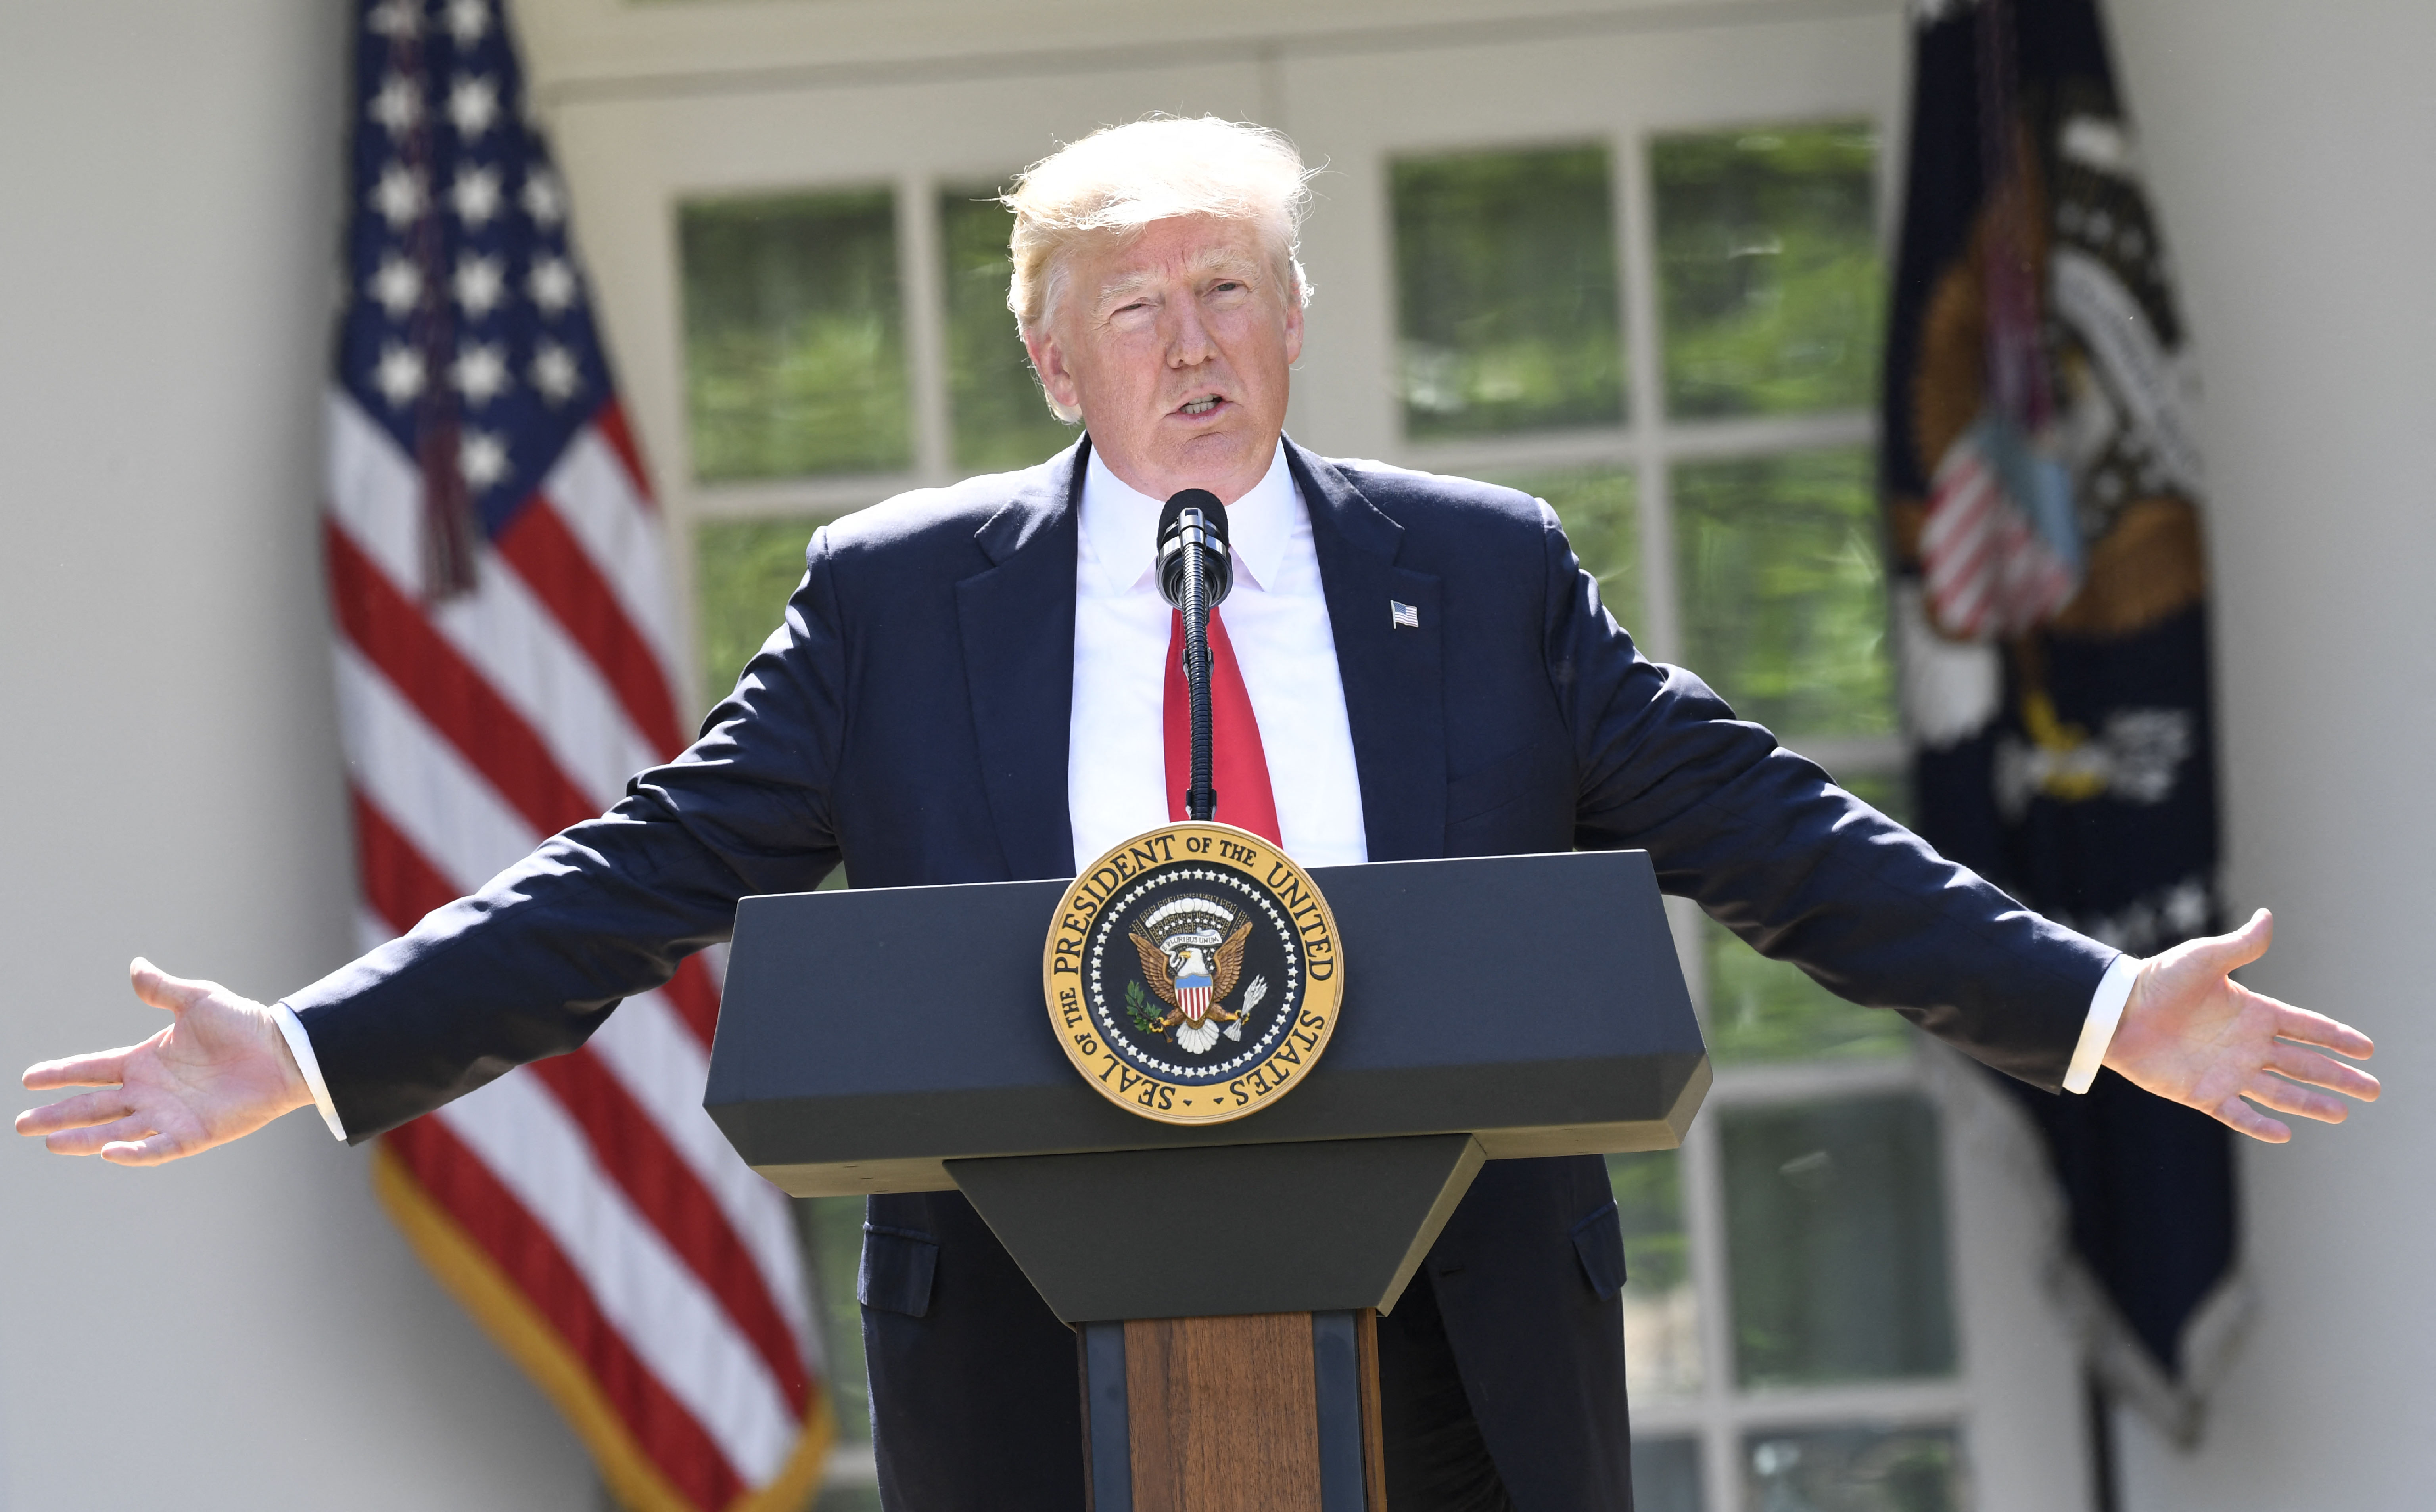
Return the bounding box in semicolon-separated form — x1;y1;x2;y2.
1390;600;1420;630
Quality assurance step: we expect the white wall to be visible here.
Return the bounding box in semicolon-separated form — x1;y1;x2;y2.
0;5;591;1508
2104;1;2436;1507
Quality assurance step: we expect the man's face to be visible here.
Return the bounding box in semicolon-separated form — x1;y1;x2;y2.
1024;214;1302;506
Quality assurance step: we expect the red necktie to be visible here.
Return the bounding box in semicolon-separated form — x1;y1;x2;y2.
1163;608;1282;846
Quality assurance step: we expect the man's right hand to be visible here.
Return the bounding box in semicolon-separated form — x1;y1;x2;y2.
16;958;314;1165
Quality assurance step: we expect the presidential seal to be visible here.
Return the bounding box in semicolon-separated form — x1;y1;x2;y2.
1042;822;1343;1125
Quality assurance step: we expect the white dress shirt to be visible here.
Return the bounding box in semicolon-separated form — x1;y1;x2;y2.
1067;441;1368;872
281;441;2130;1140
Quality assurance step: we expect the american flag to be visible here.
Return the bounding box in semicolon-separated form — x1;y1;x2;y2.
1918;418;2079;639
328;2;829;1506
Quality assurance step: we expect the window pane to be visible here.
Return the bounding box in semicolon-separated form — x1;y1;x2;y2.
1608;1149;1699;1396
1673;449;1891;740
1494;464;1641;632
1391;146;1624;439
1632;1435;1705;1512
1744;1425;1965;1512
1705;917;1911;1065
796;1196;872;1444
1653;121;1883;418
694;515;823;711
680;189;910;481
941;186;1078;472
1721;1095;1956;1387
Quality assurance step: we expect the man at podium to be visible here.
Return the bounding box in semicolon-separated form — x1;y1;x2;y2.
20;117;2377;1512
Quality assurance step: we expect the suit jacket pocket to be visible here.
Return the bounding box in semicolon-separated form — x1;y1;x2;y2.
858;1223;940;1317
1570;1198;1627;1301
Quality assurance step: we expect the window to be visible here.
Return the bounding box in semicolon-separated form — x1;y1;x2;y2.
939;186;1073;472
556;10;2084;1508
678;188;911;481
1385;118;1966;1512
1391;146;1625;438
1652;123;1884;419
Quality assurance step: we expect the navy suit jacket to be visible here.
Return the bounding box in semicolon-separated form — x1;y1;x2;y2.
290;437;2113;1511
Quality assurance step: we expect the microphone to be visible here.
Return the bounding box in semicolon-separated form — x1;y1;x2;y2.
1156;489;1232;610
1156;490;1231;823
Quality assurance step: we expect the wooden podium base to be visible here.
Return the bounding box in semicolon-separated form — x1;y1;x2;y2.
1081;1311;1386;1512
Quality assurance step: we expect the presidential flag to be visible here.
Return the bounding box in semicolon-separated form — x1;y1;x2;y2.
1882;0;2241;1447
328;2;831;1505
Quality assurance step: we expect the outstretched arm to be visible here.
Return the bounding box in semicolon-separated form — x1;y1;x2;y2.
20;520;855;1163
17;960;312;1166
2107;908;2378;1142
1535;499;2382;1133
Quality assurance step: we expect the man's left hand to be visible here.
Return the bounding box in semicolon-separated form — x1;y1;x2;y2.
2104;908;2378;1142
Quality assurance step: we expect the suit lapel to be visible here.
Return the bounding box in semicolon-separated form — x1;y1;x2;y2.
956;441;1086;880
1287;440;1447;863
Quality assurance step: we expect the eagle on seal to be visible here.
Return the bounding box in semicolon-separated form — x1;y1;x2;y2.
1130;903;1255;1055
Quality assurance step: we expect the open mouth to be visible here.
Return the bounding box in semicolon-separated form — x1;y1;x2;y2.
1178;395;1223;417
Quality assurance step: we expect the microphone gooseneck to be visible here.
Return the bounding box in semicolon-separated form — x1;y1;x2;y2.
1157;490;1231;824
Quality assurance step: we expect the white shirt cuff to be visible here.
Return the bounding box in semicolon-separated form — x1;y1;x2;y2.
2063;954;2142;1094
272;1003;349;1142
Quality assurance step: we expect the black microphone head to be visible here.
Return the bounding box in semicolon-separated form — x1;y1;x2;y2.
1156;488;1228;546
1155;488;1233;609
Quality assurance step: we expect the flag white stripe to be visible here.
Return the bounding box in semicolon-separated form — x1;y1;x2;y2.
335;643;539;891
328;395;661;808
438;1075;799;1479
586;993;815;1343
542;429;684;686
326;392;422;573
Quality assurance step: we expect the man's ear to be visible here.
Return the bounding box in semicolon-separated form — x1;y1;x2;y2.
1025;325;1084;417
1282;291;1304;367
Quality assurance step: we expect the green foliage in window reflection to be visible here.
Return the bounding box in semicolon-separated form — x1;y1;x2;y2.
1705;917;1911;1065
681;189;911;481
1743;1425;1963;1512
1653;122;1883;418
1392;146;1625;439
796;1196;873;1444
1490;465;1640;632
1606;1148;1688;1293
1609;1145;1702;1397
1721;1095;1956;1388
694;514;822;713
940;186;1079;472
1674;448;1892;740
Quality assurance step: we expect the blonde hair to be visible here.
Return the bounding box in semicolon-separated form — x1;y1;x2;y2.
1002;117;1317;417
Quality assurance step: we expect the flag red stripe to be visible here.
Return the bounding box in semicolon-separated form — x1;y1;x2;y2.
496;494;687;758
351;788;458;929
327;522;599;838
387;1117;748;1510
527;1050;811;1411
591;399;657;513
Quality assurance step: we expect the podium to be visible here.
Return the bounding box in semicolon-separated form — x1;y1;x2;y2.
707;849;1708;1510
